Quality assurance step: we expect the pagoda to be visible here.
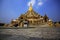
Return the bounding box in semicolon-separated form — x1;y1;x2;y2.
7;3;53;27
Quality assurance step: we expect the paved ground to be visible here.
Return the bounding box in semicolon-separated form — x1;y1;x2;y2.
0;27;60;40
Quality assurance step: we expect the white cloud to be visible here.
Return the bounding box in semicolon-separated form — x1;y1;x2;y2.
38;2;43;6
28;0;36;6
27;0;44;7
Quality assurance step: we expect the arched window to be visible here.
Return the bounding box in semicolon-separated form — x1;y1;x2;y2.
21;17;23;19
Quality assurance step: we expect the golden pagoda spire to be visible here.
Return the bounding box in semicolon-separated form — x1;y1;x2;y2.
29;3;33;11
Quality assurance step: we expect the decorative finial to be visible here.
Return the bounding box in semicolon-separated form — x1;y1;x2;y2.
29;3;33;11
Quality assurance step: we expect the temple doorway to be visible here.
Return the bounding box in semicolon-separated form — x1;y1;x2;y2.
23;20;29;27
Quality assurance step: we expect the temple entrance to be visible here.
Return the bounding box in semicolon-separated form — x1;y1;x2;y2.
23;20;29;27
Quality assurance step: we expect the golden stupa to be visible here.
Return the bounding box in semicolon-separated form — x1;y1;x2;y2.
7;3;53;27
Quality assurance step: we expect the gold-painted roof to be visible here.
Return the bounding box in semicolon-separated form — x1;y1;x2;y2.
19;3;41;18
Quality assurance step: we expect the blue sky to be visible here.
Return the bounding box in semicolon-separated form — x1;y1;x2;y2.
0;0;60;23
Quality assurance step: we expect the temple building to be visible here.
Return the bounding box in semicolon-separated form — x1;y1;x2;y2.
8;4;53;27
